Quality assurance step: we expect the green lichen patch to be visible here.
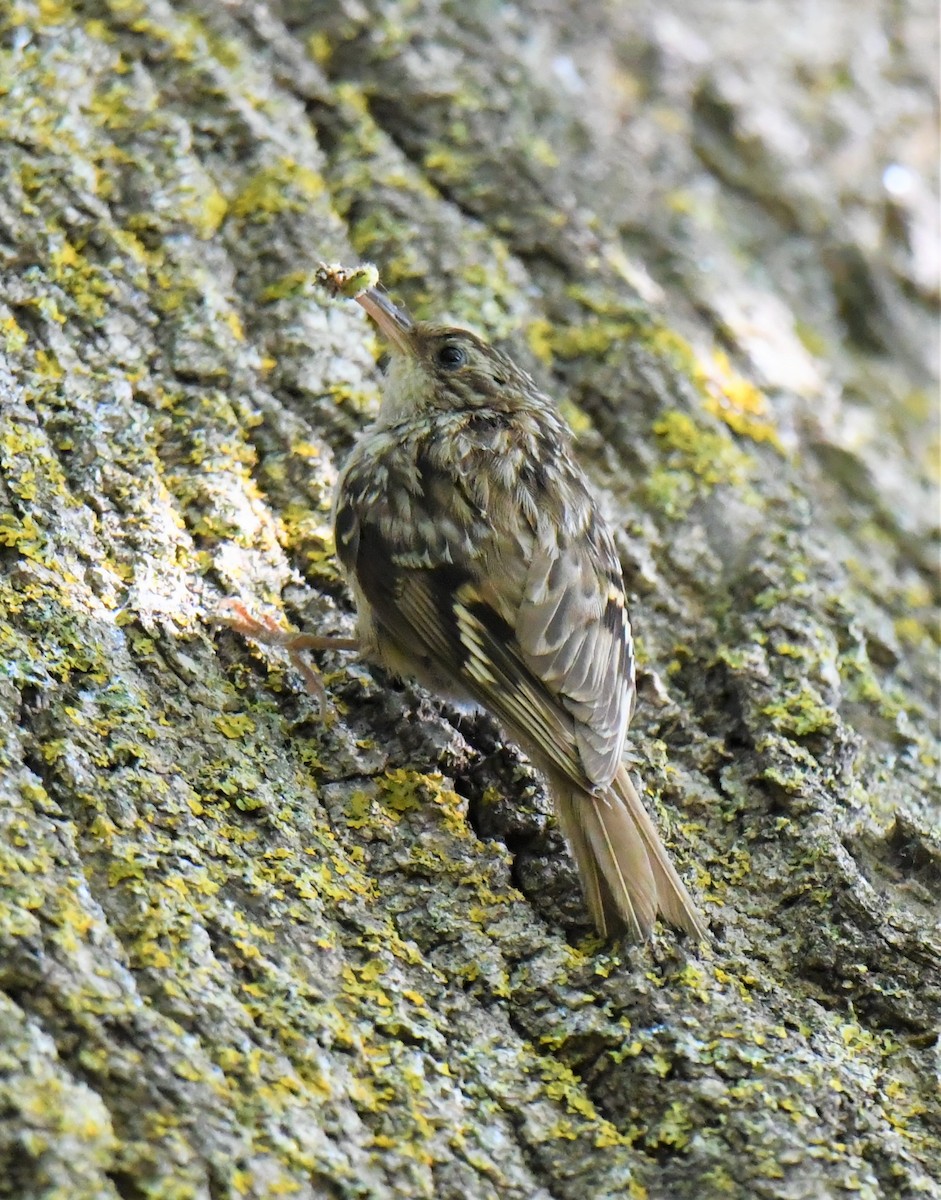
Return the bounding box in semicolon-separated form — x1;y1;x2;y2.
644;410;757;516
760;686;837;738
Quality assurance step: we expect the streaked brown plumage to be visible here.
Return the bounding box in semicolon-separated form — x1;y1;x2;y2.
329;286;705;942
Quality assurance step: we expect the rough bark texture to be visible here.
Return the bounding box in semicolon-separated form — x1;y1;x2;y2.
0;2;938;1198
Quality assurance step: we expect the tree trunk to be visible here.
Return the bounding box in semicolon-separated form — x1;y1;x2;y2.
0;2;938;1198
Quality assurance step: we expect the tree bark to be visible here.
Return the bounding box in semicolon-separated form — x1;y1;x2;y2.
0;2;938;1198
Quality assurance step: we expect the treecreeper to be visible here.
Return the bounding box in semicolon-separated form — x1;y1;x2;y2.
221;264;706;943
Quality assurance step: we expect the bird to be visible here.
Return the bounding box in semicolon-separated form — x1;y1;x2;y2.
224;271;706;942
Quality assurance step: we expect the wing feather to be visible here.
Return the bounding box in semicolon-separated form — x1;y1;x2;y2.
516;540;633;787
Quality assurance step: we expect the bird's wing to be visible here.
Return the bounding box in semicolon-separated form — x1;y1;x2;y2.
515;525;634;787
337;449;633;792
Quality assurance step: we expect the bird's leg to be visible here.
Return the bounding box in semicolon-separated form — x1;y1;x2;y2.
215;598;358;714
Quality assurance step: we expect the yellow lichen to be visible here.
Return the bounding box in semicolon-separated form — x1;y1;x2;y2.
230;159;326;220
696;349;786;452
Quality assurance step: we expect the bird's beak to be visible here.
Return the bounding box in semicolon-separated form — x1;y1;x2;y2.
355;288;416;354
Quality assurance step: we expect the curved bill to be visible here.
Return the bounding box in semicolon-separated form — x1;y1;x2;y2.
355;288;415;354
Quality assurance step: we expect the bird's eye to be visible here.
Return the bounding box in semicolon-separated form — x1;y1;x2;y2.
436;342;467;370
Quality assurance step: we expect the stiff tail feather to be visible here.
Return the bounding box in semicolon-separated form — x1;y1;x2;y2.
551;766;706;942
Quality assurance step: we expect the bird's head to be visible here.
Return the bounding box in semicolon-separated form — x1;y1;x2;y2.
356;288;537;424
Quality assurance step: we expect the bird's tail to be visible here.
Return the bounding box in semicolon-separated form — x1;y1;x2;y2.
551;765;706;942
